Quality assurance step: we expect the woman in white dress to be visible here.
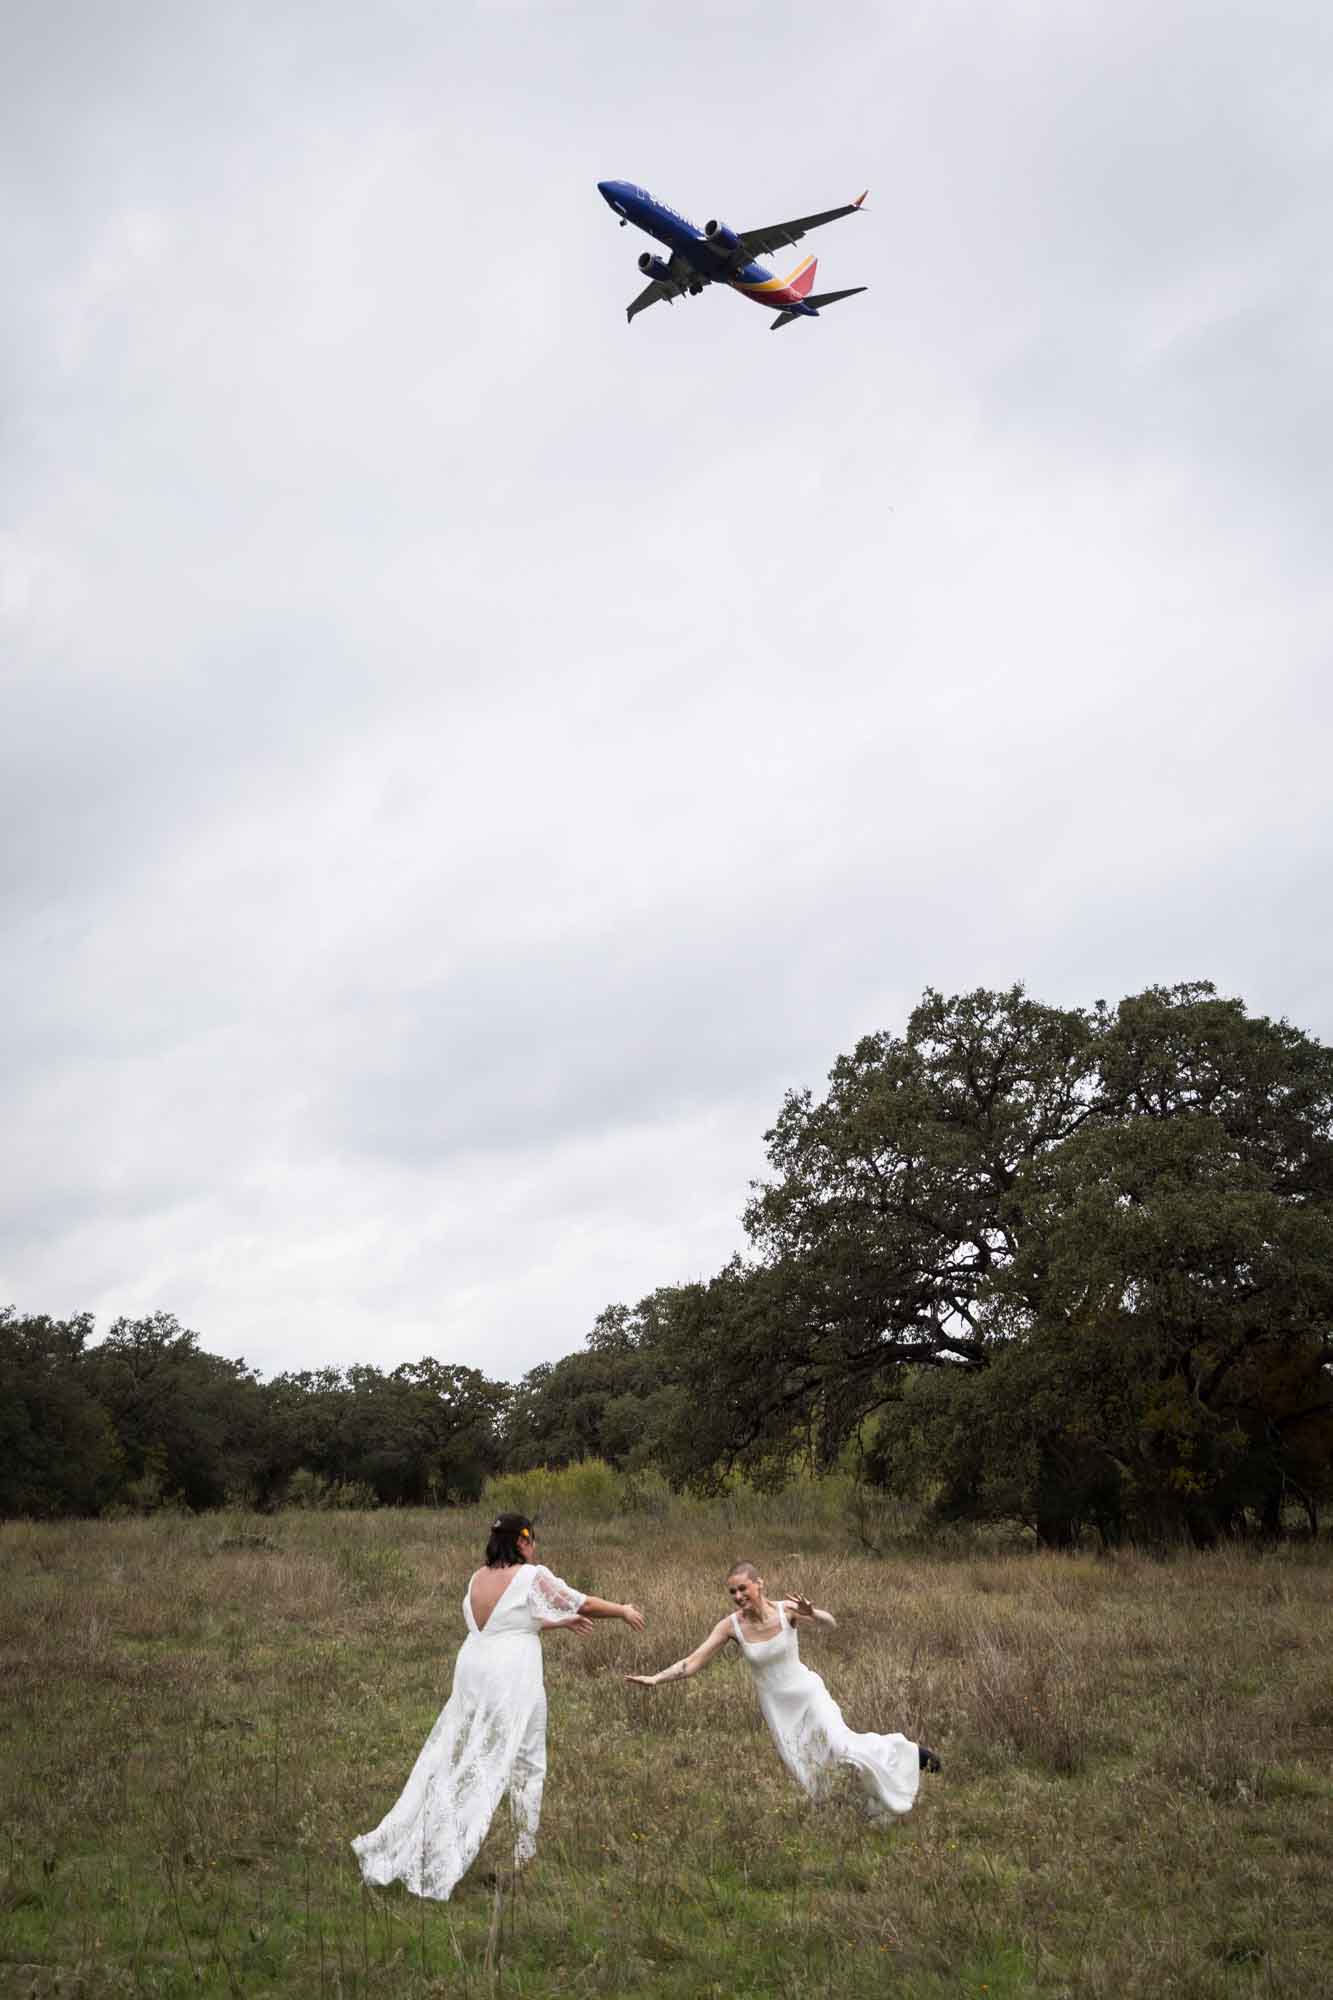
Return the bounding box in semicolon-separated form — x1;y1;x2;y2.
353;1513;645;1900
627;1560;938;1818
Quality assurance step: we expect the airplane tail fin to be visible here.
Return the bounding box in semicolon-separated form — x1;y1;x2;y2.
770;284;867;331
766;255;819;331
787;255;818;299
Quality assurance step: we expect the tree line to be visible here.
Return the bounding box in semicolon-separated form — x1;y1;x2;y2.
0;1313;511;1517
5;983;1332;1545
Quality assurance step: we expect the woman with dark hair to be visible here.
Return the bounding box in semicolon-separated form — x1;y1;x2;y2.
627;1559;938;1820
353;1513;644;1899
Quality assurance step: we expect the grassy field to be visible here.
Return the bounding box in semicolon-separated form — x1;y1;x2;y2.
2;1502;1331;1998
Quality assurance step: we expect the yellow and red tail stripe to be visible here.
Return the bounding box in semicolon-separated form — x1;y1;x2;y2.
732;254;818;307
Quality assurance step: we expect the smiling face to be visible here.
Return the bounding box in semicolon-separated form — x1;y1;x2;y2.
726;1569;766;1617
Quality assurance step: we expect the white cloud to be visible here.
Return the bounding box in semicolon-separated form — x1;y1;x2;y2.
0;527;89;633
3;0;1331;1378
46;206;171;372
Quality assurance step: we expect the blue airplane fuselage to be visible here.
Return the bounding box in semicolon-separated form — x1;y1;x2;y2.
597;180;820;317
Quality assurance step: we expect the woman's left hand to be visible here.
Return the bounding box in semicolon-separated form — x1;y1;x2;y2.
561;1615;595;1635
789;1594;817;1623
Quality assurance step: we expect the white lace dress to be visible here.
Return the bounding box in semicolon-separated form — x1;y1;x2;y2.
351;1562;586;1900
733;1601;920;1819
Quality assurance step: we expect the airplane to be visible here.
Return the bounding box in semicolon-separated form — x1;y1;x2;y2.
597;180;868;331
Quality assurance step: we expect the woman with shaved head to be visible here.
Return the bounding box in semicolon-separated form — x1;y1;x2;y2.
628;1559;938;1819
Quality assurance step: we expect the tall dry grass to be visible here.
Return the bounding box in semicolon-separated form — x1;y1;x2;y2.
1;1503;1330;1996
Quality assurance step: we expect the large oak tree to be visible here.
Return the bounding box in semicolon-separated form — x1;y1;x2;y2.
639;984;1333;1541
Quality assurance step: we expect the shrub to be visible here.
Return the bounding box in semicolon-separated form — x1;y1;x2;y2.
285;1469;379;1511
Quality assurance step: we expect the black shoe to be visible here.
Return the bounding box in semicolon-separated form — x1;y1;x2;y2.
918;1745;941;1774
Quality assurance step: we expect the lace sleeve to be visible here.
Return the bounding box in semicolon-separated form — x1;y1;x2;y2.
529;1564;587;1626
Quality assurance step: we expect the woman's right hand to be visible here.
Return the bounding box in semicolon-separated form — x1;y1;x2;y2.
620;1603;646;1633
624;1673;656;1687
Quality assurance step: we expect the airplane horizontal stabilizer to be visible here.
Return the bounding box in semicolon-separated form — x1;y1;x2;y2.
769;284;867;330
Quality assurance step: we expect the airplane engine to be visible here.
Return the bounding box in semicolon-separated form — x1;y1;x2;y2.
637;252;672;280
703;219;741;258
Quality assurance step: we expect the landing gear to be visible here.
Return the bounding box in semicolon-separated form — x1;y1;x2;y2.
688;282;703;296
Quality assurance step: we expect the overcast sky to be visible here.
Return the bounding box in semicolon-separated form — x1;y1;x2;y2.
4;0;1331;1382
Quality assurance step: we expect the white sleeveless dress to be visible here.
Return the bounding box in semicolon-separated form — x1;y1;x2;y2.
351;1562;586;1900
732;1600;920;1819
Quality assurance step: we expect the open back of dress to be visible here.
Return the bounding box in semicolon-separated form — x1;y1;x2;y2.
352;1563;585;1900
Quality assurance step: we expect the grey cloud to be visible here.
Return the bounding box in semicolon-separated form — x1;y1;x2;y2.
3;0;1331;1377
323;900;860;1167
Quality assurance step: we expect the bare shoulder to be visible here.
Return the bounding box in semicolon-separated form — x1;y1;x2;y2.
712;1615;736;1641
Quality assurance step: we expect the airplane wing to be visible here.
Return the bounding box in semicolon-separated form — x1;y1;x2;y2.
737;191;868;261
625;253;710;323
626;277;675;322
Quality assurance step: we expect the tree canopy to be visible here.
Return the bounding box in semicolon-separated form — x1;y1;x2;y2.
0;1314;511;1518
4;982;1330;1544
626;983;1333;1542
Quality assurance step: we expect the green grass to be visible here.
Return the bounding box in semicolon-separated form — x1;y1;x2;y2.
2;1506;1331;1995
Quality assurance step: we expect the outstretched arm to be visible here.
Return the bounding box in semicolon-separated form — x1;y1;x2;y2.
784;1594;836;1630
626;1617;733;1686
530;1565;645;1633
579;1594;646;1632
